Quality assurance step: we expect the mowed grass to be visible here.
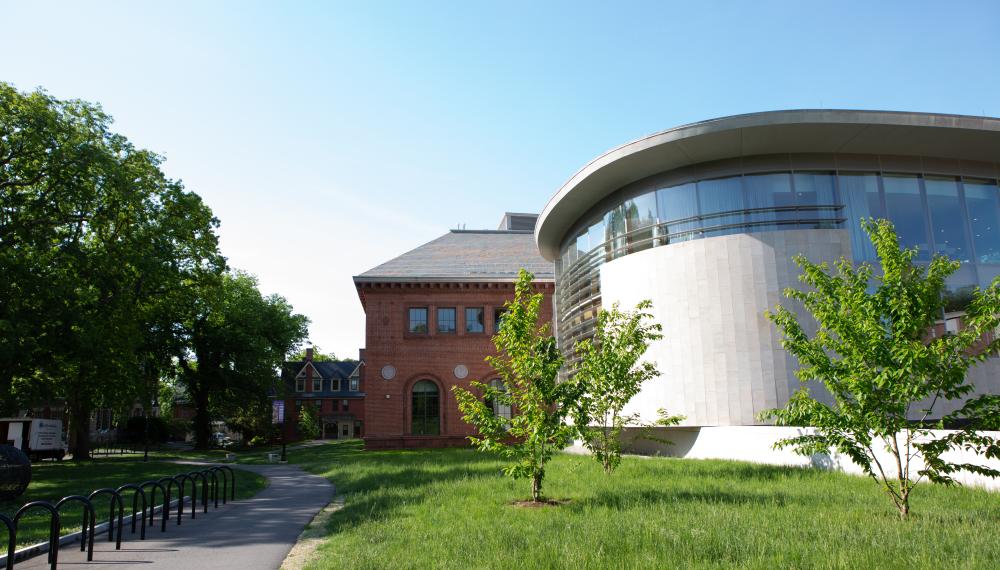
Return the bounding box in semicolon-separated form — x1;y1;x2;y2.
295;441;1000;569
0;458;266;548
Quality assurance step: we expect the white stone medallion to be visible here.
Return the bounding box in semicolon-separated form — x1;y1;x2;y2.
380;364;396;380
453;364;469;379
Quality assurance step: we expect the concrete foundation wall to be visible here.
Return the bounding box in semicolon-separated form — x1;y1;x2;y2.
568;425;1000;491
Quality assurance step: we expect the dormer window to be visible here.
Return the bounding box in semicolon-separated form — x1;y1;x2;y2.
312;377;323;392
332;377;341;391
295;377;305;392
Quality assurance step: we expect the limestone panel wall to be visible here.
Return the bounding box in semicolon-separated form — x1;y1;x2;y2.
600;229;852;426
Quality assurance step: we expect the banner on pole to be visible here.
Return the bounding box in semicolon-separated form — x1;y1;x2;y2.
272;400;285;424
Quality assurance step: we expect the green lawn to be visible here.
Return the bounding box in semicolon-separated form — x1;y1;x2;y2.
292;441;1000;569
0;457;266;548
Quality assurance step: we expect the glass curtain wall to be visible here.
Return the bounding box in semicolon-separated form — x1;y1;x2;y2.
555;164;1000;363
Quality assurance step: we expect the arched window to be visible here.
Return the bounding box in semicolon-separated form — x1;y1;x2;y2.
488;379;512;421
411;380;440;435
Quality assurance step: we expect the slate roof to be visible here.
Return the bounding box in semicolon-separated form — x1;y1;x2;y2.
355;229;554;282
281;360;358;381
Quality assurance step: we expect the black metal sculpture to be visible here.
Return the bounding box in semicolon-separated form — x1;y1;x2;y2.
0;446;31;500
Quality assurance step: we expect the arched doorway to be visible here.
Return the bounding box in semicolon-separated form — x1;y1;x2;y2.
411;380;440;435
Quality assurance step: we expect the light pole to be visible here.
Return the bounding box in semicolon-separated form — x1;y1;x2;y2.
143;396;159;462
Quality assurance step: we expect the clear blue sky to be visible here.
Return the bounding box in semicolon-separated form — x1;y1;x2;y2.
4;1;999;357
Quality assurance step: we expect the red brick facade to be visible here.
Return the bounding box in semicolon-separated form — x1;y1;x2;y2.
357;280;554;449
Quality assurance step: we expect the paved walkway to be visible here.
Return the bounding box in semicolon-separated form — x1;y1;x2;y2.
18;464;334;570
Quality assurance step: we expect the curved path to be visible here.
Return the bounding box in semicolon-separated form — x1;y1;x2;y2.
18;464;334;570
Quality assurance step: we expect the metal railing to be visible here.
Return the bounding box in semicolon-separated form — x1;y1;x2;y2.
1;465;236;569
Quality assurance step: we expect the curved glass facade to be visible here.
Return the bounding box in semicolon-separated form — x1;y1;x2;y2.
555;161;1000;361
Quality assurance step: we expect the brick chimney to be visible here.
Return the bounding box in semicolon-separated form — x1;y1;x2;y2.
306;347;314;362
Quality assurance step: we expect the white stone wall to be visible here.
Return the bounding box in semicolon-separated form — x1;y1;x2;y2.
575;425;1000;491
600;229;852;426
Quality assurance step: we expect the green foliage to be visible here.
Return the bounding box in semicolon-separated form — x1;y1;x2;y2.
762;218;1000;518
453;269;576;502
177;271;309;448
288;345;339;361
571;300;669;474
0;82;224;458
298;402;321;440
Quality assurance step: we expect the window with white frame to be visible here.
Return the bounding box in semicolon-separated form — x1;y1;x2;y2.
295;377;306;392
312;377;323;392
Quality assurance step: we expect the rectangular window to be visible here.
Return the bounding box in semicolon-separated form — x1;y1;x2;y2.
494;307;507;333
744;173;793;223
883;174;931;261
408;307;428;333
342;399;349;411
465;307;485;333
312;378;322;392
624;191;659;252
963;179;1000;264
925;177;971;263
437;307;456;333
697;177;744;232
295;378;305;392
350;377;359;391
657;182;699;236
839;172;882;262
331;377;341;391
294;400;302;409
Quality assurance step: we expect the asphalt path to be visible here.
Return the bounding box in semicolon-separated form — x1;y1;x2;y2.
17;463;334;570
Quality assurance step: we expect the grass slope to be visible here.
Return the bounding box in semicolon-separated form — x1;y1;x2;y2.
0;458;266;548
295;441;1000;569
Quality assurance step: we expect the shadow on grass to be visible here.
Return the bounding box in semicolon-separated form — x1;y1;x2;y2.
579;487;791;511
290;442;505;535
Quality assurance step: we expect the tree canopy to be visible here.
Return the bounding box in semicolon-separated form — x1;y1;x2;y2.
763;219;1000;518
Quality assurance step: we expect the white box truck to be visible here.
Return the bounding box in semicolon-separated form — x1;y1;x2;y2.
0;418;66;461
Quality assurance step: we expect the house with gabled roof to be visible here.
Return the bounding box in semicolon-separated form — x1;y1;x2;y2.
276;348;365;440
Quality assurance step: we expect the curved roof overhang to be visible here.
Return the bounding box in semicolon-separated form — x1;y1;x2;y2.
535;109;1000;260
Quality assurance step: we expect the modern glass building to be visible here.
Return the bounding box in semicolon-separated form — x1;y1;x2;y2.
535;110;1000;426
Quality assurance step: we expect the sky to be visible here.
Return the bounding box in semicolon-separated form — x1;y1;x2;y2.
3;1;1000;357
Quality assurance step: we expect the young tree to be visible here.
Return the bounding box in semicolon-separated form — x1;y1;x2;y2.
453;269;576;502
763;219;1000;519
297;402;320;440
571;300;667;474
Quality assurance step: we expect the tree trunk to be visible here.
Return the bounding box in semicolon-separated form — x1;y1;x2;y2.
192;381;212;450
69;399;92;461
531;471;543;502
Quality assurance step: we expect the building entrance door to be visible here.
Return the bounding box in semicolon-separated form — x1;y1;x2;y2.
322;421;339;439
338;421;354;439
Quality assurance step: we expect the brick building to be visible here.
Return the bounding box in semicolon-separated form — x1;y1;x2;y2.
276;349;365;441
354;213;554;449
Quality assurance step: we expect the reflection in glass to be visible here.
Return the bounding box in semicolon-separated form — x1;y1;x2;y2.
656;182;699;238
963;179;1000;264
697;177;744;229
745;173;794;222
465;307;484;333
624;192;659;252
839;173;882;262
411;380;440;435
925;177;971;263
605;204;626;259
793;172;837;210
883;174;930;261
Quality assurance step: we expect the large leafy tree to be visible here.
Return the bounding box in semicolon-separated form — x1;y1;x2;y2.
763;219;1000;518
178;272;308;449
571;300;673;474
453;269;576;502
0;83;224;458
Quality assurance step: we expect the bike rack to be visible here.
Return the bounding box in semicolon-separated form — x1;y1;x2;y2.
87;489;124;550
53;496;95;561
115;484;148;540
0;514;15;570
216;465;236;501
2;464;242;567
186;472;209;514
12;501;60;570
139;480;168;532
